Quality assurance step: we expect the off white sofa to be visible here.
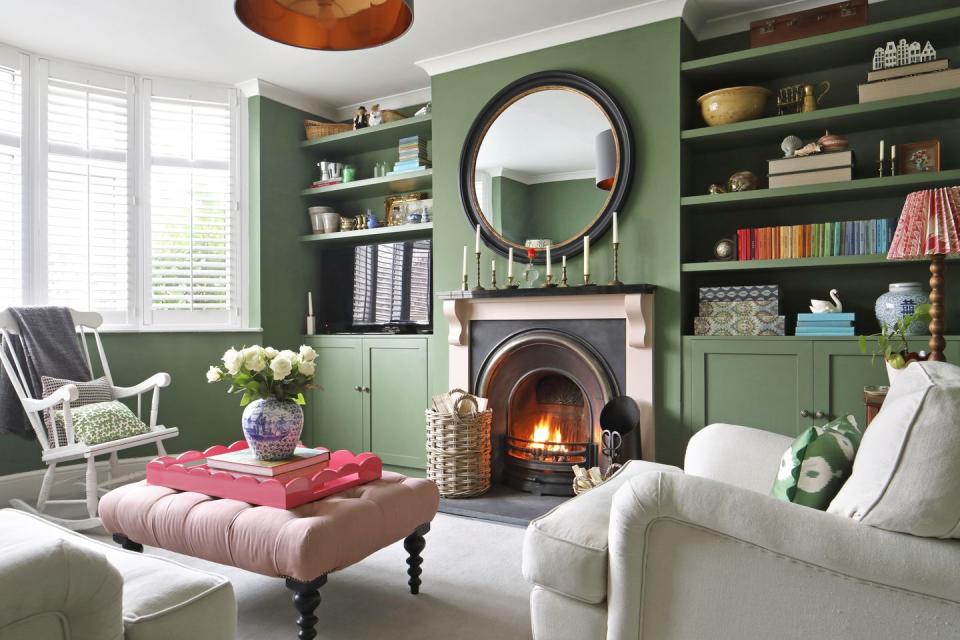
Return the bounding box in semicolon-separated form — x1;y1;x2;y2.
0;509;236;640
523;422;960;640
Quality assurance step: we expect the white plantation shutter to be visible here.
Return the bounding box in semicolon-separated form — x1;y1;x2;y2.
0;62;22;306
148;91;235;325
45;74;131;324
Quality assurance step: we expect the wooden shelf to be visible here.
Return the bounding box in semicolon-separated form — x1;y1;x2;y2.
681;89;960;151
300;115;432;156
681;7;960;83
301;169;432;202
300;222;432;245
681;254;933;272
681;169;960;211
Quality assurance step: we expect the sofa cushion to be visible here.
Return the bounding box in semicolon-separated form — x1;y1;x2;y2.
522;460;681;604
828;361;960;538
0;509;236;640
771;415;861;509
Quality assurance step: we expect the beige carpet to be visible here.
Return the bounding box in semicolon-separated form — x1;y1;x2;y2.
98;513;532;640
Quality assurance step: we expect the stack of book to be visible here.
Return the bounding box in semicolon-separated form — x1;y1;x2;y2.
694;285;785;336
389;135;430;175
859;59;960;103
795;312;856;336
206;446;330;479
768;150;853;189
736;218;894;261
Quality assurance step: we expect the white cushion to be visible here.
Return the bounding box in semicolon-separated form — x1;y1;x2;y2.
828;361;960;538
521;460;681;603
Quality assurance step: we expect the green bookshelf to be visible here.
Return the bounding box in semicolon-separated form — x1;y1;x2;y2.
301;169;432;202
300;114;432;156
300;222;432;244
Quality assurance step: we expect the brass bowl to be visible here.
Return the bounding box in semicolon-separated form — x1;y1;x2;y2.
697;86;771;127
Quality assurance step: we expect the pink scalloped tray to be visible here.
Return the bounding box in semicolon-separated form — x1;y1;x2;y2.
146;441;382;509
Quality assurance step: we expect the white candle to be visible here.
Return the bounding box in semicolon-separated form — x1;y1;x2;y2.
462;246;468;278
475;225;481;253
879;139;885;161
562;255;567;268
508;247;514;278
892;145;897;160
583;236;591;275
612;211;619;244
546;246;552;276
307;291;313;316
491;260;496;274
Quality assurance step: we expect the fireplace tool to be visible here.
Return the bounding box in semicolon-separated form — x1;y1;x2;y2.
598;396;640;472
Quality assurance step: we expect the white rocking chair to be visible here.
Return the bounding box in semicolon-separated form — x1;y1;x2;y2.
0;308;178;531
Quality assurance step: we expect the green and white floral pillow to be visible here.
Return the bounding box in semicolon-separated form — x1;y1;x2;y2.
52;400;149;446
771;415;862;510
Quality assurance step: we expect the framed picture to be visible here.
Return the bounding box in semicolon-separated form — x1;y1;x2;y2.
897;139;940;175
384;192;426;226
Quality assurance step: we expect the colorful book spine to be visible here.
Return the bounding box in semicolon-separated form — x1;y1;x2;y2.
734;218;894;261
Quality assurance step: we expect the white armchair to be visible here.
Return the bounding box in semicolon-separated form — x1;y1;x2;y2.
523;423;960;640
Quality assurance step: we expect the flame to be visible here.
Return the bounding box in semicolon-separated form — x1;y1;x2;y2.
529;416;566;453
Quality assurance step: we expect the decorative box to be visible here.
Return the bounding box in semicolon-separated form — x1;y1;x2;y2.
694;313;786;336
699;285;779;303
750;0;867;48
768;151;854;189
146;441;383;509
699;300;779;318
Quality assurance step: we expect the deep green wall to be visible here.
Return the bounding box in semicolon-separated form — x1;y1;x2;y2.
0;331;261;475
430;19;684;464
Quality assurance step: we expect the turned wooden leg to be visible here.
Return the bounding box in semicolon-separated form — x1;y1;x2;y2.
111;533;143;553
929;253;946;362
403;523;430;595
286;575;326;640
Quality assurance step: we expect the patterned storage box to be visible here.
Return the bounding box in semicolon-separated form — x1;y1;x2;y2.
694;313;786;336
699;285;780;303
698;300;779;318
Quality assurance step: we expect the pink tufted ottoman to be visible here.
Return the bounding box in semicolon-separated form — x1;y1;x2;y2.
100;471;439;639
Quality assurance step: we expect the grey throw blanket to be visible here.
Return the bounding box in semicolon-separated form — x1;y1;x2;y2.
0;307;91;439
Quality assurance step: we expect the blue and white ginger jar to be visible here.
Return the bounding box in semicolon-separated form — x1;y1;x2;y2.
241;398;304;460
875;282;930;336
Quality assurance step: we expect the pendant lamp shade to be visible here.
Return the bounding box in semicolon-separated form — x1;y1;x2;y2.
595;128;616;190
235;0;414;51
887;186;960;362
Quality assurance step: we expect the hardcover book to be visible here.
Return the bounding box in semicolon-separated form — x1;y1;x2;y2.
768;150;854;175
768;166;853;189
867;59;948;83
206;447;330;477
858;68;960;103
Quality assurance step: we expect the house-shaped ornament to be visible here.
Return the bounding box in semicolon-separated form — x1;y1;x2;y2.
872;39;938;70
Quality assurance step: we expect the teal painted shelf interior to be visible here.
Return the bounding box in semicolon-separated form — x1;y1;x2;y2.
300;222;432;244
301;169;432;202
300;115;432;156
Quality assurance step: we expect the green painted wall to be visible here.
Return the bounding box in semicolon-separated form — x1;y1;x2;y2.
430;19;684;464
0;331;261;475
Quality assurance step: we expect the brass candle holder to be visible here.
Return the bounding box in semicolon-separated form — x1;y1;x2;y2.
506;275;519;289
609;242;624;286
543;273;557;288
472;252;485;291
877;159;886;178
491;268;498;289
583;273;592;286
559;265;569;287
462;274;469;291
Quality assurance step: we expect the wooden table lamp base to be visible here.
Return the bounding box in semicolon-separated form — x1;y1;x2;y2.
929;253;946;362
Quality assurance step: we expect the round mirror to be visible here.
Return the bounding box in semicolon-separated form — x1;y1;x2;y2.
460;71;633;263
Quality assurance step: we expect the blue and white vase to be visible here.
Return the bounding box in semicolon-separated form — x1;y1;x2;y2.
241;398;304;460
875;282;930;336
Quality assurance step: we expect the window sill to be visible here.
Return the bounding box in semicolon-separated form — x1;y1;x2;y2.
98;326;263;334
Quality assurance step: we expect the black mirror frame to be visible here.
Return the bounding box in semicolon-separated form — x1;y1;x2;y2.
458;70;634;264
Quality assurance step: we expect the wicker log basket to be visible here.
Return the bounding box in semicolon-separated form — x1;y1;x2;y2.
304;119;352;140
425;389;492;498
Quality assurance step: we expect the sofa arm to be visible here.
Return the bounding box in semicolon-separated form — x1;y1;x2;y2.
683;423;791;493
607;471;960;640
0;539;124;640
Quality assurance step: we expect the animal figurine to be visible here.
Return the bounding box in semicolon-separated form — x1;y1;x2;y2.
414;102;431;116
810;289;842;313
353;106;369;130
368;103;383;126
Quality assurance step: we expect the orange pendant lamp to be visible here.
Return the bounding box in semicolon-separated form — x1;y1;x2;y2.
235;0;414;51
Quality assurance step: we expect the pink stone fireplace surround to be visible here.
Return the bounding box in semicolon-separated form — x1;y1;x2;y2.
443;291;656;461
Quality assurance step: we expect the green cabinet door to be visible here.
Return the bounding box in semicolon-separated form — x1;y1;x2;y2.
688;339;814;438
362;337;428;469
309;337;364;453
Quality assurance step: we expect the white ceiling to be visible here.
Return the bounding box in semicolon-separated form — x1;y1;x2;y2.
0;0;851;114
476;90;609;180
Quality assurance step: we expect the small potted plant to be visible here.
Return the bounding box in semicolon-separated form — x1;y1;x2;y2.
206;345;319;460
858;304;931;384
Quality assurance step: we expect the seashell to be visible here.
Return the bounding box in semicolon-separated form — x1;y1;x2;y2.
793;142;822;157
781;135;804;158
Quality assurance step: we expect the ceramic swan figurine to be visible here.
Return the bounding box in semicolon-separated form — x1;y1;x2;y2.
809;289;842;313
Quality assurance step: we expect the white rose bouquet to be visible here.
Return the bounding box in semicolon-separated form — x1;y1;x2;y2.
207;344;319;406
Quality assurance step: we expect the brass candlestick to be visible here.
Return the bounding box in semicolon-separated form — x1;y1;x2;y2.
491;269;498;289
472;252;485;291
609;242;623;286
462;274;469;291
877;159;886;178
559;265;569;287
543;273;557;288
506;275;519;289
583;273;592;286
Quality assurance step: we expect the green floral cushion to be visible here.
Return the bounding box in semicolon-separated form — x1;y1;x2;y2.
53;401;149;446
770;415;862;510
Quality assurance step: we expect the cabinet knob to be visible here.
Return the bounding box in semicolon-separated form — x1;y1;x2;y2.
362;386;370;393
799;409;811;418
814;410;829;420
353;385;362;392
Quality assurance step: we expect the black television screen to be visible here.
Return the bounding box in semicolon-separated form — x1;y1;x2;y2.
351;239;431;327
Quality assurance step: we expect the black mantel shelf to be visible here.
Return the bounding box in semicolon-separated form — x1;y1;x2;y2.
437;284;656;300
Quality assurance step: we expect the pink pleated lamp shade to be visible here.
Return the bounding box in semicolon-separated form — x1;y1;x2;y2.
887;187;960;259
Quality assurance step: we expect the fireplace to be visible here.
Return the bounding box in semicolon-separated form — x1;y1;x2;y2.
477;329;617;496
